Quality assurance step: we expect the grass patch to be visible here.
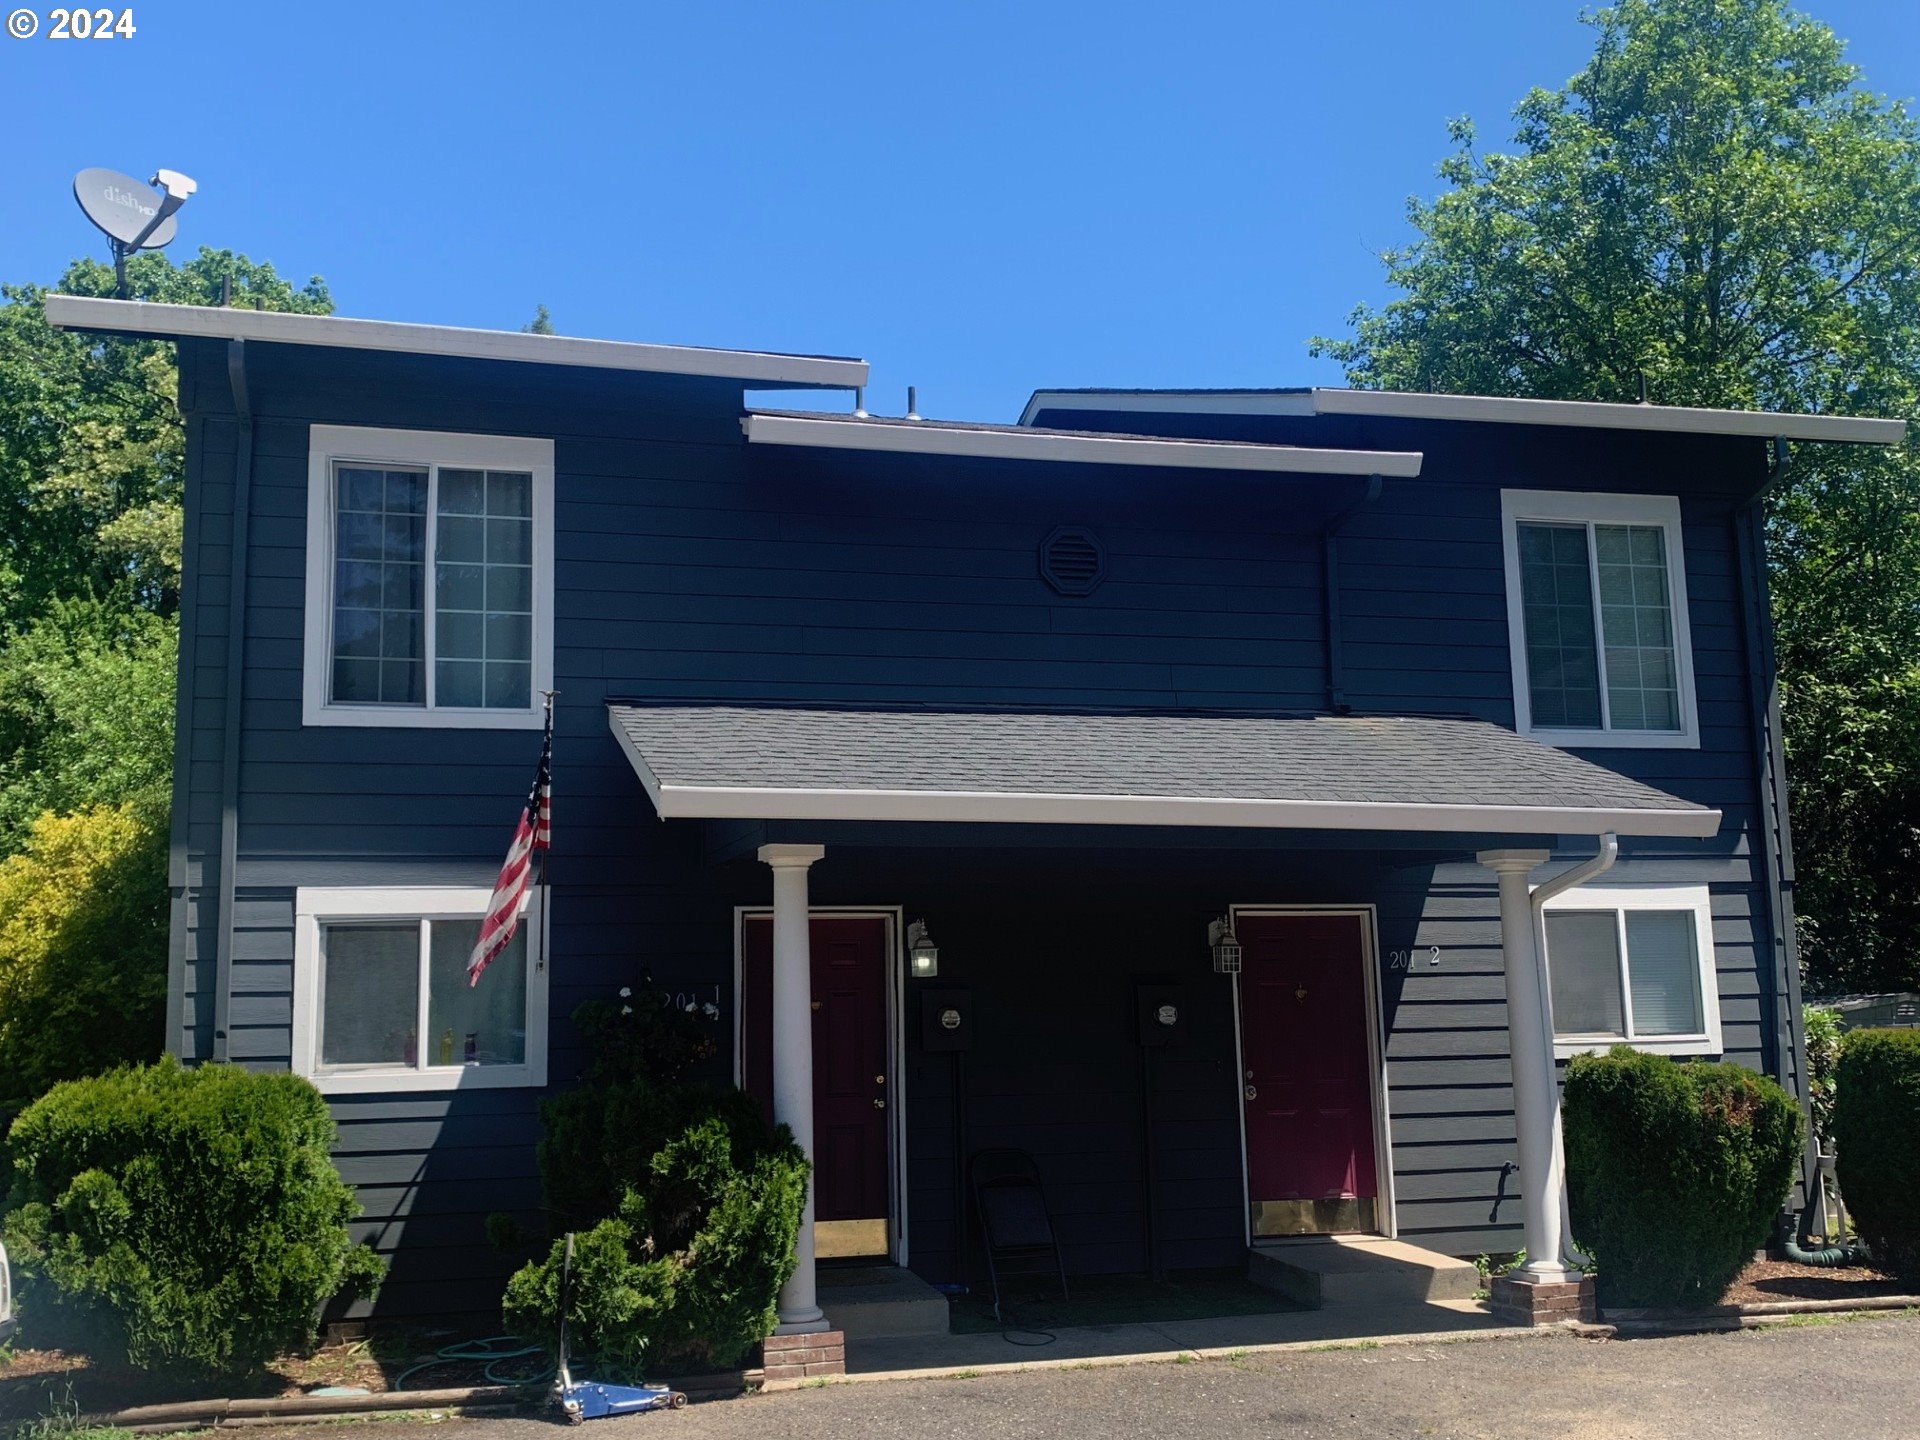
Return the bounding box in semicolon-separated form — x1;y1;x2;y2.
4;1387;133;1440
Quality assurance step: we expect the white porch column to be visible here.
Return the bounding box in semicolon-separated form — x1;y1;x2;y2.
1477;848;1574;1283
759;842;829;1333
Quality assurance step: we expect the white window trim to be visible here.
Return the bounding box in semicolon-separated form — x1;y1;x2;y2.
1540;883;1721;1058
1500;489;1700;750
303;424;555;729
292;885;549;1094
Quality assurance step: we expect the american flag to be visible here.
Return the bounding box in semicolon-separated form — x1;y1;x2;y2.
468;704;553;987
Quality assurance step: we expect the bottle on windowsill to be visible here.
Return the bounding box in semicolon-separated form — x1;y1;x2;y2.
437;1028;454;1066
464;1032;478;1065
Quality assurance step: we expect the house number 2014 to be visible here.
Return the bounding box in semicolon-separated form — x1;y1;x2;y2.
1387;947;1443;970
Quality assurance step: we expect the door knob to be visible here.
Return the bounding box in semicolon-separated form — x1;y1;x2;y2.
873;1098;887;1110
874;1074;885;1085
1244;1085;1257;1101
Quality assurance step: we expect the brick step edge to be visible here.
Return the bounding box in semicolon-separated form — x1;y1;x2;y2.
1605;1294;1920;1332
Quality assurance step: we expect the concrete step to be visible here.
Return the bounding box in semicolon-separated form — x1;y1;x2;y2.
819;1265;950;1340
1248;1235;1480;1309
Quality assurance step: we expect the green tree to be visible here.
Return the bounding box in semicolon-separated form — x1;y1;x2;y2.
1313;0;1920;992
523;304;556;335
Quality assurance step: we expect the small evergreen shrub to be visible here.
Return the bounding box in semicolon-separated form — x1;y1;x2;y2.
502;987;807;1373
1834;1027;1920;1275
1564;1047;1801;1309
0;1058;383;1378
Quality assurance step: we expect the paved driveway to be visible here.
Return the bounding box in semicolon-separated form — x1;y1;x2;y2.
271;1314;1918;1440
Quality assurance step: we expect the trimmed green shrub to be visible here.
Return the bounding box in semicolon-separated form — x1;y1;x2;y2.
1834;1027;1920;1275
0;1058;383;1378
502;987;808;1373
1564;1047;1801;1309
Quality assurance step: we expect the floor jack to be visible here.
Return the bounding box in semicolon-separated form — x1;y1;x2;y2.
551;1234;687;1422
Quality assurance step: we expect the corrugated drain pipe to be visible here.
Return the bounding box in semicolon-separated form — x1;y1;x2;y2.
212;338;253;1064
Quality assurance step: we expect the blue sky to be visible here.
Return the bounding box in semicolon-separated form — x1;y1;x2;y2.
4;1;1919;420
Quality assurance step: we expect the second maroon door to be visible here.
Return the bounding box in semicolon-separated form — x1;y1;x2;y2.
1237;912;1380;1235
741;915;892;1256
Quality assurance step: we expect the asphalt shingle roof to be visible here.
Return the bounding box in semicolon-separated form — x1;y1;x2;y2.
606;704;1720;838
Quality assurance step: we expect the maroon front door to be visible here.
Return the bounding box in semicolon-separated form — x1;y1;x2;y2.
1237;912;1380;1236
741;915;892;1258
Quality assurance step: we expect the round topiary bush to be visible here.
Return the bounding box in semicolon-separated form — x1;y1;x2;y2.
1833;1027;1920;1276
0;1057;383;1378
1564;1046;1801;1310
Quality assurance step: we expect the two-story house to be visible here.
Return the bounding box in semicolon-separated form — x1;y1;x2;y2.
44;295;1904;1337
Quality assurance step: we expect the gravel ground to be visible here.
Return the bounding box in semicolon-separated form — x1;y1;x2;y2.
239;1311;1920;1440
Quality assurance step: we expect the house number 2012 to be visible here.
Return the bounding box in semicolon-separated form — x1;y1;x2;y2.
1387;947;1443;970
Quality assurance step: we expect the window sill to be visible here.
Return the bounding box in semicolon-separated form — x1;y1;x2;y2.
1522;726;1700;752
302;1063;546;1094
302;702;547;731
1554;1036;1720;1059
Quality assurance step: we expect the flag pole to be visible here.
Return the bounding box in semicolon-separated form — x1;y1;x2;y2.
540;689;556;978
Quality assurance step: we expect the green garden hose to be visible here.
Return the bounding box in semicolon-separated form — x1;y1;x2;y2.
393;1335;551;1389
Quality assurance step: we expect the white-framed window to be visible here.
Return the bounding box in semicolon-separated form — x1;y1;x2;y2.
292;886;549;1093
1541;884;1721;1057
303;425;554;729
1500;490;1699;749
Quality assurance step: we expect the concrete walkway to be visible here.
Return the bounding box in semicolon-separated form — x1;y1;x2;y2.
844;1298;1516;1378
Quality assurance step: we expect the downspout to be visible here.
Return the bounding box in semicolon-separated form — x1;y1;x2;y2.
1531;833;1618;1271
1322;474;1383;713
212;339;253;1064
1736;436;1822;1228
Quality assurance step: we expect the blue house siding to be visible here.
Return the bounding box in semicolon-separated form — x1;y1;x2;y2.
165;338;1795;1315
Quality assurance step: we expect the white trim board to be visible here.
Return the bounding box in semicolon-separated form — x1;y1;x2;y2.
1018;387;1905;445
291;884;550;1094
1500;489;1701;751
303;424;555;730
43;295;868;389
742;411;1423;477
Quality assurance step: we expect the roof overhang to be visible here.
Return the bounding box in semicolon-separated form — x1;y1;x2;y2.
1019;386;1906;446
42;295;869;390
743;410;1423;476
608;704;1722;839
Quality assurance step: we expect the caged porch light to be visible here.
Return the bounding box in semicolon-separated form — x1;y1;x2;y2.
1208;916;1242;974
907;919;940;978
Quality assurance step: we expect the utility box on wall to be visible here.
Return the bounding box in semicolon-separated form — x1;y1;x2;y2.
920;987;972;1052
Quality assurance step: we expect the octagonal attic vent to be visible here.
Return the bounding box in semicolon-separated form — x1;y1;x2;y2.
1040;526;1105;596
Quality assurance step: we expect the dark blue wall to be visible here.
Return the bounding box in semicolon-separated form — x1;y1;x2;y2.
169;341;1787;1317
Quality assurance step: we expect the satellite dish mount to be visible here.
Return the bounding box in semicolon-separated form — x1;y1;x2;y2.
72;167;198;297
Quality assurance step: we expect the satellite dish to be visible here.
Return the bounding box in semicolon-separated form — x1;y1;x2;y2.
73;168;181;249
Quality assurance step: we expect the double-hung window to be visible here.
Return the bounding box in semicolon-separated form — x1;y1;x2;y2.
304;426;554;728
1500;490;1698;748
1541;885;1721;1057
293;887;549;1092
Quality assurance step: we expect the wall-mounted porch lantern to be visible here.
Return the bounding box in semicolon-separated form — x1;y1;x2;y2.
907;919;940;978
1208;916;1242;974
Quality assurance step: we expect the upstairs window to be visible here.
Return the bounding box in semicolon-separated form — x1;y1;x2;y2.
1500;490;1698;748
1542;884;1722;1057
304;426;553;729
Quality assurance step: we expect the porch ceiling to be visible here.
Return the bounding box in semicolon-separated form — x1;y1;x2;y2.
606;704;1721;839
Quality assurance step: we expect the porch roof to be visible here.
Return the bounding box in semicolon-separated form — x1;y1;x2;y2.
606;704;1721;839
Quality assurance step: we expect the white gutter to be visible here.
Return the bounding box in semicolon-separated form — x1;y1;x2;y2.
742;411;1424;477
42;295;869;390
1530;832;1619;1273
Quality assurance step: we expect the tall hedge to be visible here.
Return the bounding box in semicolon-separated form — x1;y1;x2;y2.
0;1058;383;1378
1834;1028;1920;1275
1564;1047;1801;1309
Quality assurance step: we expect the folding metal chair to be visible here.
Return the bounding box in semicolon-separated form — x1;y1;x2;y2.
969;1148;1069;1323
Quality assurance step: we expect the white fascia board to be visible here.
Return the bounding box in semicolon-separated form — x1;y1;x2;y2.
1018;390;1316;427
640;781;1721;839
742;412;1422;477
43;295;868;389
1018;385;1904;445
1307;388;1905;445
